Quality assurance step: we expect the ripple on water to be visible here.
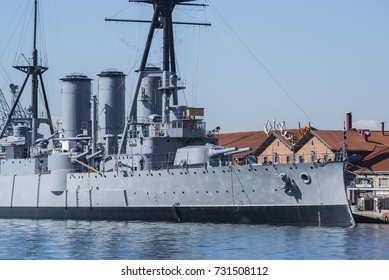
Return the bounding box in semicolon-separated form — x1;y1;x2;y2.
0;219;388;260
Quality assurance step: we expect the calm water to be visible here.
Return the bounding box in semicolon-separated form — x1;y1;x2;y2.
0;219;388;260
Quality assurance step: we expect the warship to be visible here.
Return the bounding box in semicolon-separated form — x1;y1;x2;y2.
0;0;354;227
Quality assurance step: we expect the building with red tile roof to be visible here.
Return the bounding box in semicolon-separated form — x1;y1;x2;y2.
218;113;389;208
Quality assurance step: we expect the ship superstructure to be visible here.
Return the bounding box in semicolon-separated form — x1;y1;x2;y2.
0;0;355;227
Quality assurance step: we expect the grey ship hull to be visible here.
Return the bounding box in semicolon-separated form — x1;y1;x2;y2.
0;161;355;227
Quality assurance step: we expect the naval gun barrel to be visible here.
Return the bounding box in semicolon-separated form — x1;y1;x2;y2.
86;150;103;160
208;146;238;158
72;150;89;160
224;147;252;156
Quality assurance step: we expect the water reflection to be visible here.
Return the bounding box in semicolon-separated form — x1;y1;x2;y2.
344;224;389;259
0;219;388;260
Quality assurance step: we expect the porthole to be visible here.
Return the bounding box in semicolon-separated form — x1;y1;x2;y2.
300;172;311;184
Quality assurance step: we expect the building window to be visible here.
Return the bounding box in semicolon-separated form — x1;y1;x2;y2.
286;155;291;163
379;178;388;188
263;156;268;164
310;151;316;162
323;154;329;162
298;156;304;163
311;140;314;146
273;153;279;163
277;141;280;146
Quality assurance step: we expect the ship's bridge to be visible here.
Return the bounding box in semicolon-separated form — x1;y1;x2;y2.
167;107;205;138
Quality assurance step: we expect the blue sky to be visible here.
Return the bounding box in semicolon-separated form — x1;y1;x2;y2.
0;0;388;133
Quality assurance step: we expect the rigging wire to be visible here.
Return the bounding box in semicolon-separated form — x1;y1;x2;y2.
102;1;142;118
0;64;12;85
14;1;34;66
108;2;132;19
0;1;31;88
207;2;346;149
0;1;27;61
208;2;318;129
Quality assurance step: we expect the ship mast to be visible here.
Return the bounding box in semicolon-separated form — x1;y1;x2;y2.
107;0;210;153
0;0;54;144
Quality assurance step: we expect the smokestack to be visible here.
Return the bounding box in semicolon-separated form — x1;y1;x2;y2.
381;122;385;136
346;112;352;131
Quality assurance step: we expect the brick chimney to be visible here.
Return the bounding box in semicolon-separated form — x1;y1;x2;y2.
346;112;352;131
382;122;385;136
364;130;371;142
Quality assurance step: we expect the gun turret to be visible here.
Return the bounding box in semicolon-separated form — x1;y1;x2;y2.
174;144;253;167
208;146;238;158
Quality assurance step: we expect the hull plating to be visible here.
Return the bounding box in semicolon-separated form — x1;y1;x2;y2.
0;161;355;227
0;205;352;227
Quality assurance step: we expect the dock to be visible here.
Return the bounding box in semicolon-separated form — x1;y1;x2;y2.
352;210;389;224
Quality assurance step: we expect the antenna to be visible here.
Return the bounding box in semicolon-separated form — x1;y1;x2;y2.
0;0;54;143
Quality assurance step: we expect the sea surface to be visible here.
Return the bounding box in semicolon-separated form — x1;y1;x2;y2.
0;219;388;260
